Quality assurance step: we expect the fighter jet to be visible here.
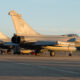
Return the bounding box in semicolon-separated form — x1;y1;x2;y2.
9;10;77;56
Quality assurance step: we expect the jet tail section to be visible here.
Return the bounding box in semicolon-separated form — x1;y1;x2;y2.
9;10;40;36
0;32;9;40
0;32;10;42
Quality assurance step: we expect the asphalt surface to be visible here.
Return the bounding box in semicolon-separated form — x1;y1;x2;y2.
0;54;80;80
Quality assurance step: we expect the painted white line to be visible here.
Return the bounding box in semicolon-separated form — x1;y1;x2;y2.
17;62;80;75
50;62;80;64
18;63;32;66
40;66;80;75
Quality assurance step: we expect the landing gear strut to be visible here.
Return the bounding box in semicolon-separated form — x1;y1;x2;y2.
35;49;40;56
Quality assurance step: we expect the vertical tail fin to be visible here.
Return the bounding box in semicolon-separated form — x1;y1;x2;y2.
0;32;10;42
9;10;40;36
0;32;9;40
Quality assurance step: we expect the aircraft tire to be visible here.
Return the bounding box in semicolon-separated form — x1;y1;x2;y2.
68;53;72;56
50;51;55;56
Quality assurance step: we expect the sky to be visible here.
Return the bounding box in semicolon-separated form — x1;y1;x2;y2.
0;0;80;37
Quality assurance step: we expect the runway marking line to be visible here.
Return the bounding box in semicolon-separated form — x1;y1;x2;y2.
17;62;80;75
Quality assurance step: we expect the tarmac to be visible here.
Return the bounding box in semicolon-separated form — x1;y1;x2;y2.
0;52;80;80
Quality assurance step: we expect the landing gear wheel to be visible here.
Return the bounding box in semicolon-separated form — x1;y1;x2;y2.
69;53;72;56
50;51;55;57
